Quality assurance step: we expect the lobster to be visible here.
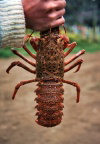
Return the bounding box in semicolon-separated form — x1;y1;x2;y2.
6;27;85;127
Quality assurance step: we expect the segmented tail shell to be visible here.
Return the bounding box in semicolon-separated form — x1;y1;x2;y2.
35;81;64;127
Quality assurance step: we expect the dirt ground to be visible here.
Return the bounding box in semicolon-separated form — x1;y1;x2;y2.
0;53;100;144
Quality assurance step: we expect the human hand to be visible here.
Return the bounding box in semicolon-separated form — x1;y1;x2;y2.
22;0;66;31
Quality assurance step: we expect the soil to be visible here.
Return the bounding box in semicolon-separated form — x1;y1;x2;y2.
0;53;100;144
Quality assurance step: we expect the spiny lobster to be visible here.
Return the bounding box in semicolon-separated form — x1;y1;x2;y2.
6;27;85;127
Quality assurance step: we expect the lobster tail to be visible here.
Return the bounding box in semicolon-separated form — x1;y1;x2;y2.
35;81;64;127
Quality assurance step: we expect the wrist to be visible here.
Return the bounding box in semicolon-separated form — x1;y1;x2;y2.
21;0;33;29
21;0;28;29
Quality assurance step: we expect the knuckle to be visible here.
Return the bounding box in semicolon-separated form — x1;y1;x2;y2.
48;13;56;20
49;3;56;10
64;0;67;6
60;9;65;15
58;0;66;8
43;2;57;12
43;3;50;11
61;0;66;7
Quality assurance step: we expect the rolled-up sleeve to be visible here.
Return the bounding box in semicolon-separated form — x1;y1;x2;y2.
0;0;26;48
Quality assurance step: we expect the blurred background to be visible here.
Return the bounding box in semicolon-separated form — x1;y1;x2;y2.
0;0;100;144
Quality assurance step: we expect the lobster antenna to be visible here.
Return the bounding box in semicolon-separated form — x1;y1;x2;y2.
63;26;67;34
25;30;34;43
50;27;52;34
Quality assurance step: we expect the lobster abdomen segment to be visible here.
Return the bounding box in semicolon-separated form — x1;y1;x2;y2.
35;81;64;127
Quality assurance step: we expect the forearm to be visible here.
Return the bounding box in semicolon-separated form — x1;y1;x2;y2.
0;0;25;48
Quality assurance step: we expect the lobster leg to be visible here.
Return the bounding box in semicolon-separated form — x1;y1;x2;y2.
11;49;36;67
64;42;77;57
23;45;36;59
24;31;34;42
12;79;37;99
64;50;85;66
6;61;36;74
62;79;80;103
30;37;40;52
64;59;83;73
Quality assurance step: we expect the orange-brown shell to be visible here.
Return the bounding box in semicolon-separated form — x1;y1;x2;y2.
35;28;65;127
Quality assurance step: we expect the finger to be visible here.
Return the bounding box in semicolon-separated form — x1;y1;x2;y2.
48;8;65;20
55;8;65;19
45;0;66;12
50;16;65;28
54;0;66;10
56;0;66;9
38;16;65;31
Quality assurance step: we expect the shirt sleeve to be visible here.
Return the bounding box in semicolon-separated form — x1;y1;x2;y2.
0;0;26;48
